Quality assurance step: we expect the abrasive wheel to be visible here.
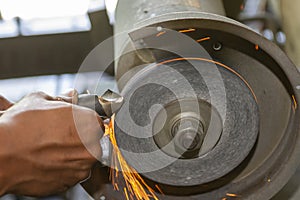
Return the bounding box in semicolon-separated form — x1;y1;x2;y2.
115;58;259;197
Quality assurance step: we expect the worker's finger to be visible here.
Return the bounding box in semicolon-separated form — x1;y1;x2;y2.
0;110;6;117
61;88;78;98
0;95;14;111
27;91;55;101
55;89;79;104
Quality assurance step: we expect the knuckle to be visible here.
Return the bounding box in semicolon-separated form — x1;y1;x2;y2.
30;91;46;96
79;163;91;171
57;184;69;193
83;148;99;162
0;95;12;110
77;169;91;181
27;91;51;100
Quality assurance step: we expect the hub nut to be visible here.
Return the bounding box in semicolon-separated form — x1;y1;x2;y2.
171;117;205;158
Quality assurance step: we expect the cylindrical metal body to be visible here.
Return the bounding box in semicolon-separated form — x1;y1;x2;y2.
114;0;225;85
115;0;225;34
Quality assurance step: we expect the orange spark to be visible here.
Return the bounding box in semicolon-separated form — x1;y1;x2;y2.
255;44;259;51
124;188;130;200
196;37;211;43
226;193;240;197
292;95;298;110
155;184;164;195
156;57;258;102
240;4;244;10
179;28;196;33
105;115;161;200
156;31;166;37
114;183;120;191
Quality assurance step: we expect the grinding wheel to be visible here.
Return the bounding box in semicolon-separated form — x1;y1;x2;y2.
115;59;259;189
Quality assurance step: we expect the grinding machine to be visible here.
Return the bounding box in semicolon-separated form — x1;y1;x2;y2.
83;0;300;199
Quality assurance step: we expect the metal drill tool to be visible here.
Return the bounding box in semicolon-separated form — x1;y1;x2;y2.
0;89;124;119
77;89;124;119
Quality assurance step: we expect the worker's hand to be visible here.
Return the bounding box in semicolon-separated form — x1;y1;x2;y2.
0;95;14;111
0;91;103;197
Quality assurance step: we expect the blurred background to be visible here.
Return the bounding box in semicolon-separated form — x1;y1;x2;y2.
0;0;299;199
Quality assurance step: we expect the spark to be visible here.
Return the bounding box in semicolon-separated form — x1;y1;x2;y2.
292;95;297;110
155;184;164;195
240;4;244;11
255;44;259;51
179;28;196;33
156;31;166;37
124;188;129;200
196;37;211;43
226;193;240;198
114;183;120;191
105;114;161;200
156;57;258;102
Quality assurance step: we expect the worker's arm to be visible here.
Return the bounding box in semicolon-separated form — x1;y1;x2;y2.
0;92;103;197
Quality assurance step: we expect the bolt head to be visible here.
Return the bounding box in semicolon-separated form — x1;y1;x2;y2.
172;117;205;158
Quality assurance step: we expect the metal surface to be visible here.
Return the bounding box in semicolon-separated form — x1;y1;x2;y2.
272;168;300;200
98;89;124;118
171;114;205;158
153;99;223;159
281;0;300;68
114;0;225;86
77;90;124;119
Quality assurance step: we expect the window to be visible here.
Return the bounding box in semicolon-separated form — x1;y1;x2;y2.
0;0;105;37
0;19;18;38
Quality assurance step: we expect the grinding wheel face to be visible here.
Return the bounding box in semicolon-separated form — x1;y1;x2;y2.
114;59;259;187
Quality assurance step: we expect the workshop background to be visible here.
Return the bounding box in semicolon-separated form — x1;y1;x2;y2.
0;0;299;199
